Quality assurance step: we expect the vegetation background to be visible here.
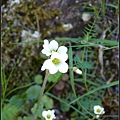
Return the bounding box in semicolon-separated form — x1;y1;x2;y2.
1;0;119;120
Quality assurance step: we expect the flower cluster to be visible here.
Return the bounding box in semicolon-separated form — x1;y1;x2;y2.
94;105;105;118
41;39;68;74
42;110;56;120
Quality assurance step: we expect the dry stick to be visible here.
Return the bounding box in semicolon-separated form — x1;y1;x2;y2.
34;11;40;48
34;10;40;35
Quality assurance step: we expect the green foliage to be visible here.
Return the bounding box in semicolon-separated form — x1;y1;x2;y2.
1;61;18;106
17;116;33;120
10;95;24;107
60;98;70;112
41;95;54;109
34;74;43;84
70;81;119;104
48;72;62;83
69;44;76;97
83;21;97;43
26;85;41;100
2;0;119;119
60;93;76;112
2;104;19;120
31;103;44;120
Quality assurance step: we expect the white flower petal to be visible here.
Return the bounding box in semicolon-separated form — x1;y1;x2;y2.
94;105;101;111
51;52;61;60
76;69;82;74
57;46;68;54
44;39;49;44
42;39;50;51
94;105;105;115
49;40;58;50
41;59;52;71
49;63;58;74
42;111;47;117
57;62;68;73
42;110;56;120
42;49;51;56
59;53;68;62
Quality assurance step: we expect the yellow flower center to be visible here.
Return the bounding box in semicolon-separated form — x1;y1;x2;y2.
46;114;51;119
50;49;56;53
97;109;101;113
52;58;60;65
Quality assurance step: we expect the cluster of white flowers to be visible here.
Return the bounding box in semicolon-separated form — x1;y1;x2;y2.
42;110;56;120
94;105;105;118
41;39;68;74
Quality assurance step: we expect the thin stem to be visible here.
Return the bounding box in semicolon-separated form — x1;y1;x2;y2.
34;70;49;120
82;46;89;92
36;70;49;110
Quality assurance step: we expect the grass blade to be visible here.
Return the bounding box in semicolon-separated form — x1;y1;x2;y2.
69;44;76;97
70;81;119;104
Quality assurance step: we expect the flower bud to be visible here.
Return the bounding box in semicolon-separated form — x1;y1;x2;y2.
72;67;82;74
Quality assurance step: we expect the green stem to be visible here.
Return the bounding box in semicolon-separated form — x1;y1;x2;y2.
82;47;89;92
34;70;49;119
83;71;88;92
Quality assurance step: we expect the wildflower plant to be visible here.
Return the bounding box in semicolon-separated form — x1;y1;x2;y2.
93;105;105;118
33;39;70;119
41;52;68;74
94;105;105;115
42;110;56;120
41;39;68;57
1;1;119;120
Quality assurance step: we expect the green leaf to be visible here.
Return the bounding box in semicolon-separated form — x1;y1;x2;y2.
41;95;54;109
17;116;32;120
60;99;70;112
34;74;43;84
74;78;100;87
31;103;44;120
26;85;41;100
78;61;94;69
10;95;24;107
2;104;19;120
90;38;118;46
69;44;76;97
23;116;31;120
48;72;62;83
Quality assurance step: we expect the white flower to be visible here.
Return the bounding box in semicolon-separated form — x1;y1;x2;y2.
82;13;91;22
41;39;67;56
96;115;100;118
94;105;105;115
72;67;82;74
41;52;68;74
42;110;56;120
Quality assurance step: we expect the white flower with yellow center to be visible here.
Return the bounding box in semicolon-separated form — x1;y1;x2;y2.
41;39;67;56
42;110;56;120
94;105;105;115
41;52;68;74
